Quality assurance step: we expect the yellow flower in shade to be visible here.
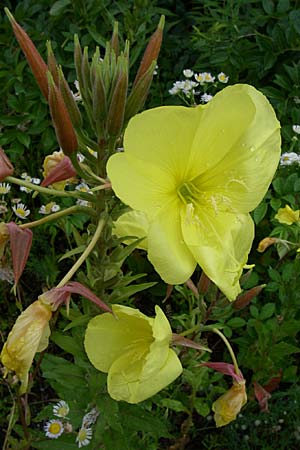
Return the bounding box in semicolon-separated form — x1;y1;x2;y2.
275;205;300;225
84;304;182;403
107;84;281;300
1;299;52;393
212;381;247;427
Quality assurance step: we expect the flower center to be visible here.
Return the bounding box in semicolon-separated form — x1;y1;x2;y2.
49;422;62;434
177;181;199;206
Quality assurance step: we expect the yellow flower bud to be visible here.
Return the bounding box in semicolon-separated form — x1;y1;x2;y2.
212;381;247;427
1;300;52;394
42;150;74;190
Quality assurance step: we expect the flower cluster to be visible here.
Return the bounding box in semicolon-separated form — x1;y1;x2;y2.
280;152;300;166
169;69;229;104
44;400;99;447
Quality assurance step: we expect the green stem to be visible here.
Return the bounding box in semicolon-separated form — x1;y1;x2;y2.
5;176;94;201
212;327;240;375
18;205;97;229
56;217;106;288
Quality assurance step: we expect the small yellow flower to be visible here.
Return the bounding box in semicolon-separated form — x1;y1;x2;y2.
84;304;182;403
212;381;247;427
1;299;52;393
275;205;300;225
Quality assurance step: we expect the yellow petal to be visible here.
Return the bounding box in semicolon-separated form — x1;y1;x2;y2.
180;206;254;300
275;205;300;225
213;382;247;427
192;85;281;213
113;210;149;250
147;200;196;284
1;300;52;393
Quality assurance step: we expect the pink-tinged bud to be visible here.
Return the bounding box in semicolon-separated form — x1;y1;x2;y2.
1;299;52;394
47;40;59;86
201;362;244;383
212;381;247;427
0;147;14;181
172;333;211;353
6;222;33;286
58;67;82;128
39;281;112;313
41;153;76;188
257;237;278;253
48;73;78;155
133;15;164;87
198;271;211;295
253;381;271;412
106;57;128;138
185;278;199;298
233;284;266;310
5;8;49;100
110;22;119;57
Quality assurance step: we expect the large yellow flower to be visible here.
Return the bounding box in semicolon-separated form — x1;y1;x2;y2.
107;84;281;300
84;304;182;403
1;300;52;393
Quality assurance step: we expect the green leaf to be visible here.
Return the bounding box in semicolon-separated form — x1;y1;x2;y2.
289;10;300;34
120;404;171;437
262;0;274;14
160;399;189;413
193;398;210;417
259;303;275;320
58;245;86;261
49;0;71;16
270;197;281;211
227;317;246;328
253;202;268;225
50;331;85;358
250;305;259;319
63;314;90;331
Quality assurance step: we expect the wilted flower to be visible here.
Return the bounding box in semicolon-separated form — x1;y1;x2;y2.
53;400;70;418
1;299;52;393
42;150;76;190
81;407;99;428
213;381;247;427
107;84;281;300
275;205;300;225
257;237;279;252
85;304;182;403
44;419;64;439
76;427;93;448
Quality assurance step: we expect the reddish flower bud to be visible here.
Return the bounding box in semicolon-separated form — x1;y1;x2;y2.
6;222;33;286
0;147;14;180
233;284;265;310
197;271;211;295
41;154;76;187
201;362;244;383
253;381;271;412
48;73;78;155
5;8;48;100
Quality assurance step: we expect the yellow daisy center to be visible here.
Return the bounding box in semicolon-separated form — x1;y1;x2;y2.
49;422;62;435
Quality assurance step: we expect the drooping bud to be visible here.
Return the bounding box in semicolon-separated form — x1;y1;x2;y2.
0;147;14;180
41;153;76;188
124;60;156;122
110;22;119;57
257;237;279;253
233;284;266;310
58;67;82;128
47;40;59;86
5;8;49;100
1;299;52;394
6;222;33;287
106;56;128;138
133;15;164;87
47;72;78;155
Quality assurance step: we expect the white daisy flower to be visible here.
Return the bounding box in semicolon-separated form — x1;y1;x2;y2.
76;427;93;448
82;408;99;428
12;203;30;219
218;72;229;83
203;72;215;82
194;72;205;83
75;182;92;193
292;124;300;134
39;202;60;215
51;204;60;212
183;69;194;78
201;93;214;103
0;183;11;195
32;177;41;185
53;400;70;418
44;419;64;439
280;152;300;166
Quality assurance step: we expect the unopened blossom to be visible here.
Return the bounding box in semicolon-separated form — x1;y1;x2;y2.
280;152;300;166
12;203;30;219
218;72;229;83
85;304;182;403
44;419;64;439
292;124;300;134
107;84;281;300
183;69;194;78
275;204;300;225
76;427;93;448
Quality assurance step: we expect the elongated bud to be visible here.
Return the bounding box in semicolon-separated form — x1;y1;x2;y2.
133;15;164;87
93;66;107;137
257;237;278;253
198;271;211;295
6;222;33;287
82;46;92;98
5;8;48;99
110;22;119;57
47;40;59;86
125;60;156;121
0;147;14;180
106;57;128;137
233;284;265;310
58;67;82;128
48;72;78;155
172;333;211;353
74;34;84;91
